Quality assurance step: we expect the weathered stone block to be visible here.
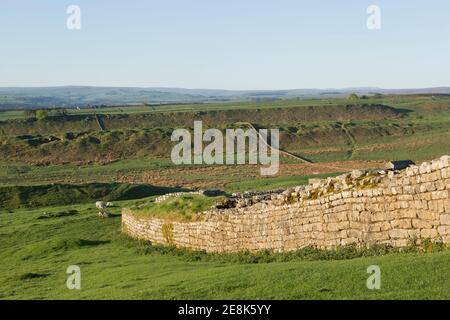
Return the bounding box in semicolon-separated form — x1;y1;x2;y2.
389;229;410;239
440;155;450;168
370;221;391;232
440;214;450;225
327;222;350;232
432;190;447;200
390;219;412;229
396;209;417;219
438;226;450;236
421;228;439;239
412;219;438;229
366;231;389;241
391;239;410;247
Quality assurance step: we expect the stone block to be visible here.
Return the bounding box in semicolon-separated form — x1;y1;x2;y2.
440;214;450;225
389;229;410;239
390;219;412;229
412;219;437;229
421;228;438;239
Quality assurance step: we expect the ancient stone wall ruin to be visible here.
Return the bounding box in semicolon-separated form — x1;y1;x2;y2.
122;156;450;253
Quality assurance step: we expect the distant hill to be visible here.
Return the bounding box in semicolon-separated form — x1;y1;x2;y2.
0;86;449;109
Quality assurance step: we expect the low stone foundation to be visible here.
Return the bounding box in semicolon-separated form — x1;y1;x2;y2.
122;156;450;253
154;191;204;204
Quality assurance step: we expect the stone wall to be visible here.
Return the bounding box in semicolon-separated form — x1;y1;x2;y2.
122;156;450;253
154;189;225;204
154;191;204;204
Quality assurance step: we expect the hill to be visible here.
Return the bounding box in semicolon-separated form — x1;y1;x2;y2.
1;86;450;109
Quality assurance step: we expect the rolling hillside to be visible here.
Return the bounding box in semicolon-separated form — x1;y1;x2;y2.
1;86;450;109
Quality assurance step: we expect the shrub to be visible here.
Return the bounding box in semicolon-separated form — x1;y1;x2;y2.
348;93;359;101
36;110;48;121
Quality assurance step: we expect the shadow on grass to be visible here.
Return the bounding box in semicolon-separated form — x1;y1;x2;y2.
75;239;111;247
19;273;51;280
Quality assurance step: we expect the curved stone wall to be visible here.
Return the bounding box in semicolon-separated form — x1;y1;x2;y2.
122;156;450;253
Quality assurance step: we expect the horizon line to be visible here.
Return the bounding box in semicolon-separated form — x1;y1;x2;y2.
1;85;450;92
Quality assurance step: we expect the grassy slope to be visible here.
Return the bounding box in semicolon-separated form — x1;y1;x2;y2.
0;95;447;121
131;194;226;221
0;158;175;187
0;202;449;300
0;98;389;121
1;95;450;300
0;183;186;210
1;96;450;167
225;173;342;193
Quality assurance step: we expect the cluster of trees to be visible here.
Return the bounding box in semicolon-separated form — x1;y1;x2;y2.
23;108;68;120
348;93;360;101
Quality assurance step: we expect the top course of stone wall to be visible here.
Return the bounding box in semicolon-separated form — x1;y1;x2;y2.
122;155;450;253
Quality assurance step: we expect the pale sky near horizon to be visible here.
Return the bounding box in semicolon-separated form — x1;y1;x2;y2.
0;0;449;89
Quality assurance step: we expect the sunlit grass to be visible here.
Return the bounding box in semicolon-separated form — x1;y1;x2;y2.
0;202;449;300
130;195;226;222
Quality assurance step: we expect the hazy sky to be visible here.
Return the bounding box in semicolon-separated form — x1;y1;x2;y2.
0;0;449;89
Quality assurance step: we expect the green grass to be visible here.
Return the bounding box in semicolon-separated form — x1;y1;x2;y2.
0;202;449;299
1;96;450;171
225;173;342;193
1;94;448;121
0;183;186;210
0;158;176;187
1;95;450;299
130;195;226;222
0;97;381;121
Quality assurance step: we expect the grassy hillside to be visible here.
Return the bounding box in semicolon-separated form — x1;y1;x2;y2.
0;96;448;193
0;202;449;300
0;103;403;135
0;102;447;165
1;95;450;300
0;183;185;210
0;96;449;167
130;194;226;222
1;86;448;109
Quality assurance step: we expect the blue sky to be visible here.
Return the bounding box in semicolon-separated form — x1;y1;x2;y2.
0;0;449;89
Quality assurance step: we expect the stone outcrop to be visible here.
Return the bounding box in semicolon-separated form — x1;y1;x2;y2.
122;156;450;253
154;191;204;204
154;189;225;204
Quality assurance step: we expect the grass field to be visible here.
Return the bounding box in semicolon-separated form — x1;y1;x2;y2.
130;194;226;221
1;202;449;300
0;94;448;121
1;95;450;300
0;97;398;121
